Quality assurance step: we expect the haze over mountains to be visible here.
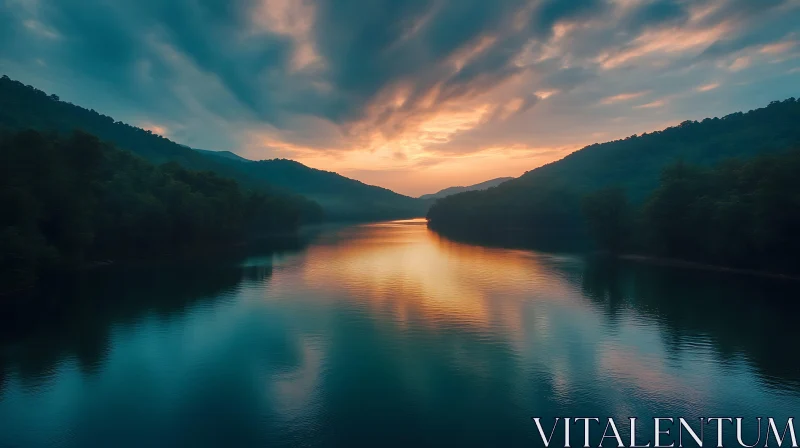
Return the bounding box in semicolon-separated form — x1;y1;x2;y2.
0;75;426;222
419;177;513;200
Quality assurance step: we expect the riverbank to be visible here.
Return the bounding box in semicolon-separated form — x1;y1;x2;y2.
0;229;317;298
428;225;800;282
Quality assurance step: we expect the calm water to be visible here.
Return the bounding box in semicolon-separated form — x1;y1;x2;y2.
1;219;799;448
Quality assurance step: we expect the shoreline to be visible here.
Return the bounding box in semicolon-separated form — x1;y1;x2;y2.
429;226;800;282
0;229;310;298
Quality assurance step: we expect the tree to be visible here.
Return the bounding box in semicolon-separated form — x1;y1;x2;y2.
582;187;632;253
0;129;314;291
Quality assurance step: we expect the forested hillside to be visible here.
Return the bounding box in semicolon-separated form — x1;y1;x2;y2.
0;130;318;291
583;151;800;275
427;98;800;250
0;75;426;221
198;150;426;220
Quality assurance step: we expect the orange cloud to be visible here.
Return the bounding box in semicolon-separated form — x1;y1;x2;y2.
601;91;649;105
634;99;666;109
596;21;730;70
238;66;552;196
333;145;573;196
450;35;498;72
760;40;797;55
251;0;321;71
224;0;798;197
729;56;751;71
141;123;168;136
696;82;720;92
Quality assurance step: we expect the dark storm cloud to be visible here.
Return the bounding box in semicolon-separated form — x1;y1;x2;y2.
34;0;297;121
698;0;788;24
308;0;616;123
699;0;799;61
532;0;609;34
310;0;531;121
623;0;691;32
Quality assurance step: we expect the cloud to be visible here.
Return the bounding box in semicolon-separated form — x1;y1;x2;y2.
141;123;169;136
23;20;61;39
601;91;649;105
1;0;799;195
696;82;721;92
252;0;322;71
696;0;798;61
729;56;751;71
760;40;797;55
623;0;691;32
634;99;667;109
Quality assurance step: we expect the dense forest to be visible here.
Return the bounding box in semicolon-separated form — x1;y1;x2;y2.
584;151;800;274
428;98;800;256
0;75;426;221
0;130;320;291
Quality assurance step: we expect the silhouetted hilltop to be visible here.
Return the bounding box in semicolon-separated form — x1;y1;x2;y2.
0;75;426;221
428;98;800;250
419;177;513;200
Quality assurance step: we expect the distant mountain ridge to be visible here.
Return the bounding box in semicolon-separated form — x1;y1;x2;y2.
0;75;427;221
199;149;427;220
427;97;800;249
420;177;514;200
194;148;251;163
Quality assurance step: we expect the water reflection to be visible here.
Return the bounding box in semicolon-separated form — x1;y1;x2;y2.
0;234;315;393
0;219;798;447
582;258;800;391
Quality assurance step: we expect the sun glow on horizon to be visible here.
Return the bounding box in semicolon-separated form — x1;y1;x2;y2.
7;0;794;197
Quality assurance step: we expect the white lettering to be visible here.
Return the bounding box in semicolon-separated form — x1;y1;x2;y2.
707;418;732;448
736;418;762;448
533;418;560;448
655;418;676;448
678;418;704;447
599;418;624;448
575;418;601;448
766;418;798;447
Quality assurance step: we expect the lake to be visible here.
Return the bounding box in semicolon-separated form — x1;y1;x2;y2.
1;219;799;447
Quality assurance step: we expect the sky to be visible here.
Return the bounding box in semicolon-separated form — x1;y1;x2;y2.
1;0;799;197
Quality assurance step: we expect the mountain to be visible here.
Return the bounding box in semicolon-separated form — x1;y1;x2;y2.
581;150;800;274
194;148;251;163
427;98;800;249
1;129;316;290
0;75;427;221
195;151;427;220
419;177;513;200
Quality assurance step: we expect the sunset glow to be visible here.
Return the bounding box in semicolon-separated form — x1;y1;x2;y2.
2;0;798;196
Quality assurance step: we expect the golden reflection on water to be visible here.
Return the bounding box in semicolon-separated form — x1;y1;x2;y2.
282;219;583;333
262;219;778;415
2;219;800;448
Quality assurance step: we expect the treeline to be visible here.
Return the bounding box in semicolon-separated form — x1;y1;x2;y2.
426;177;587;251
0;75;211;165
0;75;427;222
1;130;322;290
427;98;800;253
584;151;800;274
